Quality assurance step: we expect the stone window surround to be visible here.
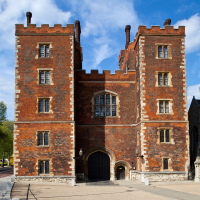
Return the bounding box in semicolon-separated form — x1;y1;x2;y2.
156;99;174;115
36;97;53;114
36;130;51;147
36;158;53;176
160;157;173;172
35;42;53;59
155;43;172;59
156;127;175;144
137;79;139;91
155;71;172;87
91;90;120;118
37;68;54;85
137;106;139;118
137;131;140;145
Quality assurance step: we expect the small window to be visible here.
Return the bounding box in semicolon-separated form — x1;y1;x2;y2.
164;159;168;170
158;73;168;86
39;160;49;174
39;71;50;84
39;99;50;113
93;93;117;117
158;46;168;58
159;101;169;113
160;130;170;143
38;132;49;146
39;45;50;58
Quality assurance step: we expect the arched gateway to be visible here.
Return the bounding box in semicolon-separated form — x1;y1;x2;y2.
88;151;110;180
83;146;116;180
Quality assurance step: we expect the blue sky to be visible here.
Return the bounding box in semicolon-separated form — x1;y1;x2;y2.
0;0;200;120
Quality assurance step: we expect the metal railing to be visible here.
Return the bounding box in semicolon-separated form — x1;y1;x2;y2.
26;184;37;200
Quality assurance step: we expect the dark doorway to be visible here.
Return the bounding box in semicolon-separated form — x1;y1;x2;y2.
117;166;125;180
88;151;110;180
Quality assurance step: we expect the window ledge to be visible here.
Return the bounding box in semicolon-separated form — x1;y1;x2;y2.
156;85;173;87
37;145;50;147
38;112;50;114
156;113;174;115
94;116;119;118
155;57;172;60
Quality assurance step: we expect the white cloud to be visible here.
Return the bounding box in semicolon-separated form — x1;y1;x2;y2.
0;0;72;120
187;84;200;108
69;0;139;71
174;14;200;53
0;0;72;51
71;0;139;37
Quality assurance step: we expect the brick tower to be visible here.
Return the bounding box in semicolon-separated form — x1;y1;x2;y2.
14;13;189;184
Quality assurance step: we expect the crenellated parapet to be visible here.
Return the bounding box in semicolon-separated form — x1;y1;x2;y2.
15;24;74;35
76;69;135;81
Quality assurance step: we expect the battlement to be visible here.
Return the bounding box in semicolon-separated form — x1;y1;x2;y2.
15;24;74;35
137;25;185;36
76;69;135;81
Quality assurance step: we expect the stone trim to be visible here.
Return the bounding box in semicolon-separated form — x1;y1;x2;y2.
130;170;187;182
36;68;54;85
36;97;53;114
156;127;175;144
14;36;21;176
160;157;173;172
83;146;116;181
69;35;75;176
36;158;53;176
114;160;131;180
79;81;135;83
15;121;74;123
36;130;51;147
156;99;174;115
35;42;53;59
155;43;172;59
16;33;74;36
155;71;172;87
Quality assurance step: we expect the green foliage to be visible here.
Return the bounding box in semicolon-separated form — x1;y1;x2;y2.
0;102;13;159
0;101;7;124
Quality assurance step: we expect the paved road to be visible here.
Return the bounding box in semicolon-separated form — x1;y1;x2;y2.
0;167;13;197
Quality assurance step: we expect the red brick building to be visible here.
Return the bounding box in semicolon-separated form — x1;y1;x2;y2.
14;13;189;184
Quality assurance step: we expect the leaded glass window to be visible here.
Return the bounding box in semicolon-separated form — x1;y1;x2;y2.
93;93;117;117
39;71;50;84
39;45;50;57
39;99;50;113
39;160;50;174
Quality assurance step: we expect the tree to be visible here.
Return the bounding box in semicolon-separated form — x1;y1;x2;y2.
0;101;7;124
0;102;13;167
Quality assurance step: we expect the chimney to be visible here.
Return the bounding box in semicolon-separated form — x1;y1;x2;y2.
125;25;131;48
75;20;81;43
164;19;171;26
26;12;32;26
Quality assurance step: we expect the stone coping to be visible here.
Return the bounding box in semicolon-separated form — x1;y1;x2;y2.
130;170;186;174
15;175;75;178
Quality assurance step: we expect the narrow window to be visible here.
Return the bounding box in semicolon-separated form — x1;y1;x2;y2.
44;132;49;145
101;106;105;116
45;161;49;174
40;161;44;174
112;96;116;105
158;74;163;85
40;71;45;84
106;94;110;105
166;130;170;142
39;132;43;145
160;130;164;142
45;71;50;84
39;99;44;112
94;106;99;116
158;46;162;58
164;74;168;85
40;46;44;57
45;45;49;57
165;101;169;113
164;46;168;58
106;106;110;116
159;101;164;113
164;159;168;170
112;106;116;116
45;99;49;112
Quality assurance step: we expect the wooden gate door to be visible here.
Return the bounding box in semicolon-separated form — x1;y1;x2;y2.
117;166;125;180
88;151;110;180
